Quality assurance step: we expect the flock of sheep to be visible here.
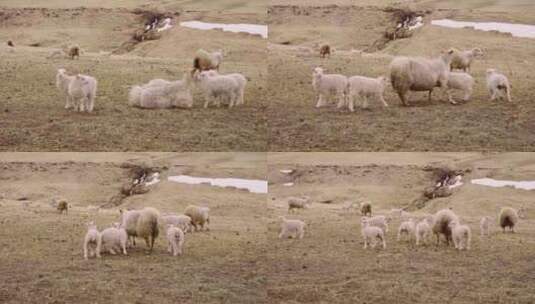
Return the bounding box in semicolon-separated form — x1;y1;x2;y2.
83;205;210;259
312;47;512;111
278;197;527;251
54;48;248;112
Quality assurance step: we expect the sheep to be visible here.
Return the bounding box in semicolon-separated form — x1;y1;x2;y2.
192;49;223;73
184;205;210;232
99;225;128;256
119;209;141;247
361;217;386;249
161;214;192;233
346;75;389;111
201;70;247;105
360;202;372;217
486;69;512;102
287;196;311;212
312;67;348;109
83;221;101;260
68;44;80;60
56;199;68;215
195;71;240;108
450;48;483;72
449;220;472;250
397;218;415;242
362;215;389;233
319;44;331;58
431;208;459;246
136;207;160;252
444;72;474;103
415;216;433;246
389;49;456;106
166;225;185;256
68;74;97;112
128;74;193;109
56;69;75;109
7;40;14;47
278;217;306;239
499;207;520;233
390;208;409;218
480;216;491;236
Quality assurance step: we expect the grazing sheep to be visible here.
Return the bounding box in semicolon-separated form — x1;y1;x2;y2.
192;49;223;73
449;220;472;250
68;74;97;112
480;216;491;236
201;70;247;105
312;67;348;109
499;207;519;233
415;216;433;246
347;75;389;111
361;217;386;249
128;74;193;109
446;72;474;103
362;215;389;233
100;226;128;256
287;196;311;212
68;44;80;60
136;207;160;252
397;218;415;242
389;49;456;106
319;44;331;58
486;69;512;102
56;199;68;215
278;217;306;239
431;208;459;246
166;225;185;256
83;222;101;260
360;202;372;217
161;214;192;233
184;205;210;232
450;48;483;72
119;209;141;247
195;71;240;108
56;68;75;109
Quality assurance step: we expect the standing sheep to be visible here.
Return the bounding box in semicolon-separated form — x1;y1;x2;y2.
389;49;456;106
119;209;141;246
312;67;348;109
68;74;97;112
287;196;311;212
449;220;472;250
480;216;491;236
184;205;210;232
278;217;306;239
56;69;75;109
499;207;520;233
397;218;415;242
360;202;372;217
201;70;248;106
415;216;433;246
486;69;512;102
161;214;192;233
361;217;386;249
166;225;185;256
431;209;459;246
319;44;331;58
450;48;483;72
361;215;389;233
128;74;193;109
100;226;128;256
83;222;101;260
68;44;80;60
192;49;223;73
347;75;389;111
136;207;160;253
446;72;474;103
195;71;240;108
56;199;68;215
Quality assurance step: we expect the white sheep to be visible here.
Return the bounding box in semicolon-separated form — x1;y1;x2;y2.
415;216;433;246
99;225;128;256
312;67;348;109
68;74;97;112
449;220;472;250
446;72;474;103
361;217;386;249
161;214;192;233
202;70;247;105
83;221;101;260
450;48;483;72
287;196;311;212
193;49;223;72
397;218;415;242
128;74;193;109
346;75;389;111
499;207;520;233
362;215;389;233
184;205;210;232
278;217;306;239
166;225;185;256
119;209;141;247
390;49;456;106
480;216;491;236
120;207;160;252
195;71;240;108
486;69;512;102
431;208;459;246
56;69;75;109
390;208;409;218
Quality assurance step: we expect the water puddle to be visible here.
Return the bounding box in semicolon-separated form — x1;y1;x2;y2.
283;182;294;187
280;169;294;174
471;178;535;190
432;19;535;38
168;175;268;193
179;21;268;38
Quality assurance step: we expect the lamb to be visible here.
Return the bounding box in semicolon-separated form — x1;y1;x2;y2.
397;218;415;242
68;44;80;60
389;49;456;106
480;216;491;236
431;208;459;246
499;207;520;233
486;69;512;102
446;72;474;103
99;225;128;256
319;44;331;58
68;74;97;112
449;220;472;250
184;205;210;232
287;196;311;212
161;214;192;233
192;49;223;73
201;70;247;105
346;75;389;111
128;74;193;109
312;67;348;109
56;69;75;109
450;48;483;72
56;198;68;215
360;202;372;217
195;71;240;108
83;221;101;260
278;217;306;239
361;217;386;249
415;216;433;246
166;225;185;256
361;215;389;233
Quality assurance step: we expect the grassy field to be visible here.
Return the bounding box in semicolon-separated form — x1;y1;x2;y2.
267;152;535;303
0;7;267;151
267;3;535;151
0;152;267;304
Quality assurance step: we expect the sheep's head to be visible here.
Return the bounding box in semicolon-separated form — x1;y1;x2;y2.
473;47;484;56
518;206;526;219
313;67;324;77
112;222;120;228
486;68;496;75
442;48;456;64
57;68;66;74
87;221;97;229
448;220;460;230
360;217;369;227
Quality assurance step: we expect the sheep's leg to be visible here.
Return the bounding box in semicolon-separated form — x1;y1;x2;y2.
87;95;95;112
121;240;127;255
505;86;512;102
397;231;401;242
228;92;236;108
363;238;368;249
490;89;497;101
278;230;286;239
336;92;345;109
298;229;304;239
381;236;386;249
315;94;325;108
65;96;73;109
463;88;472;102
379;93;388;107
398;91;410;106
362;96;369;109
167;241;172;253
348;94;355;112
83;243;89;260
